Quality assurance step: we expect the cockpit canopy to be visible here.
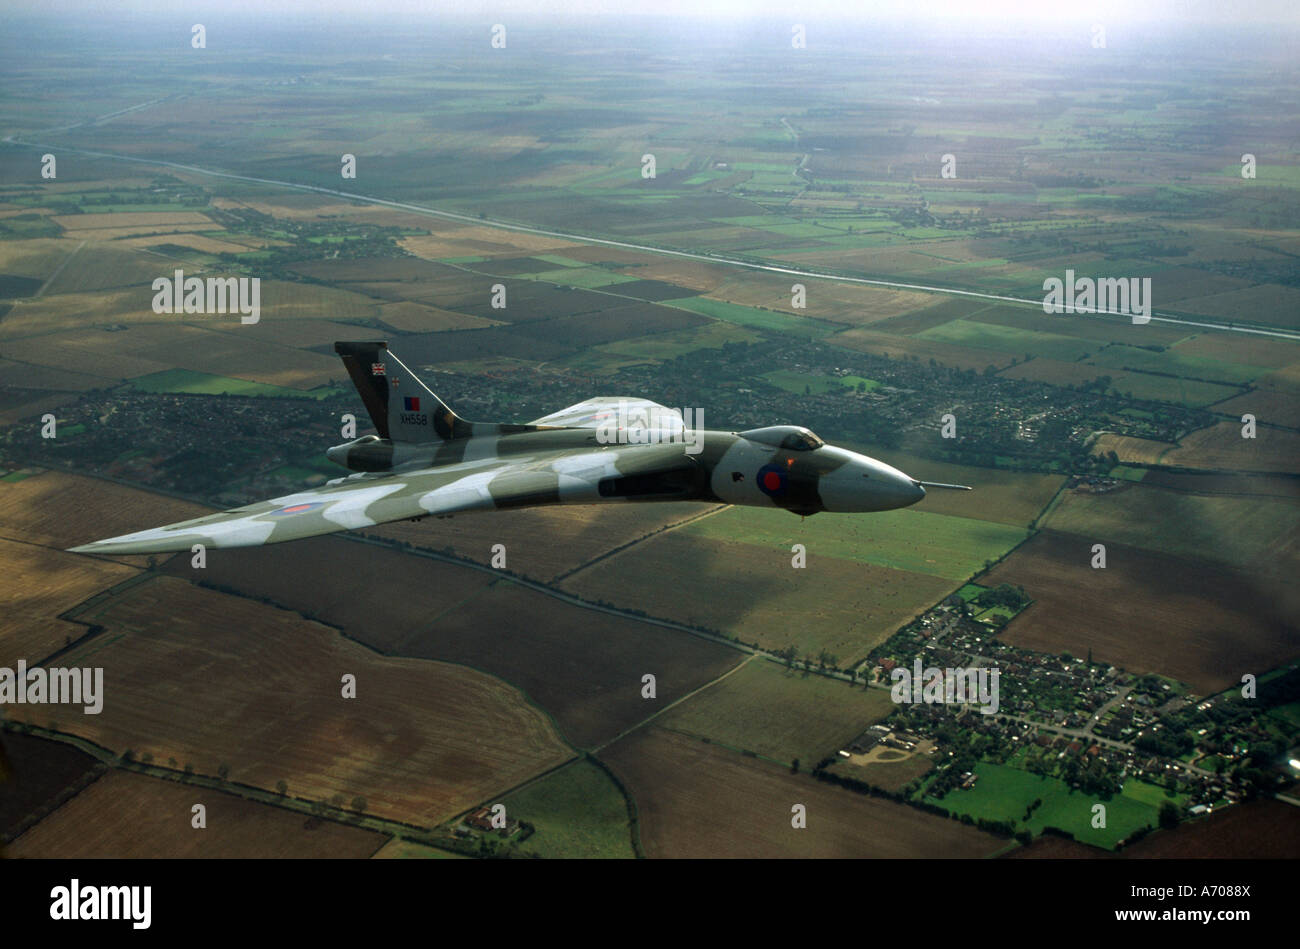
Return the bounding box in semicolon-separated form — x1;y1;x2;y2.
738;425;825;451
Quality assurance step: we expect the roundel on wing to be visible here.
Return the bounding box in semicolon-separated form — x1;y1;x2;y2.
270;501;325;517
757;464;787;497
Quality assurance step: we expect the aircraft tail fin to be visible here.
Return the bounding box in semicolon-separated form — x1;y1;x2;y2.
334;341;470;443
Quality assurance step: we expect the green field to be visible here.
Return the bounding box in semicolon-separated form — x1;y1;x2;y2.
1088;344;1263;386
919;319;1098;362
974;603;1019;622
129;369;342;400
665;296;837;337
761;369;879;394
657;658;896;766
1103;372;1243;408
926;761;1179;849
1108;465;1148;481
680;505;1028;581
594;321;764;360
501;758;635;859
1266;701;1300;731
531;254;593;268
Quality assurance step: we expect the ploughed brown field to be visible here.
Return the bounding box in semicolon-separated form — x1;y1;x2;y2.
162;532;744;750
0;732;104;843
7;770;387;858
0;468;206;565
162;534;502;637
0;538;137;669
1120;799;1300;859
1003;836;1113;859
360;581;745;750
600;727;1006;858
17;576;575;827
1160;421;1300;474
980;530;1300;695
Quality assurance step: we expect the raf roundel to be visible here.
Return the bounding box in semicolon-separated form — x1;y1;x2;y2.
270;501;326;517
757;464;787;497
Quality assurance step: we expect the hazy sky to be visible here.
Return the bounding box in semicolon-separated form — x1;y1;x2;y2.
7;0;1300;26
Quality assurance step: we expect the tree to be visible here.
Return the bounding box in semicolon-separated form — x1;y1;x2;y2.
276;780;288;797
1158;801;1180;830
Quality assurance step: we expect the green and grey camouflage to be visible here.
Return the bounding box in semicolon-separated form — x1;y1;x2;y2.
70;341;967;555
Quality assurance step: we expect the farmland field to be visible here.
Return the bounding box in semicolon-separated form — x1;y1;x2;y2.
0;469;207;562
19;576;576;826
1122;799;1300;859
1090;434;1176;465
0;538;136;670
500;758;635;859
1160;421;1300;473
601;727;1005;858
176;534;746;750
0;732;104;843
1040;483;1300;573
925;761;1176;850
656;658;897;766
980;530;1299;695
364;500;720;582
919;319;1099;362
677;504;1029;581
562;530;956;659
130;368;340;399
664;296;837;337
7;770;387;858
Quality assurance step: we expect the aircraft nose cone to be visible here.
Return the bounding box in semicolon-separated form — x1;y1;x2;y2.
860;460;925;511
882;469;925;509
816;448;928;512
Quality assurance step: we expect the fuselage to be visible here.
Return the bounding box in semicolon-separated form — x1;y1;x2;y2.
326;423;925;516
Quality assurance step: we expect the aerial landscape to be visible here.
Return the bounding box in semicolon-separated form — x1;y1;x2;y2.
0;0;1296;886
